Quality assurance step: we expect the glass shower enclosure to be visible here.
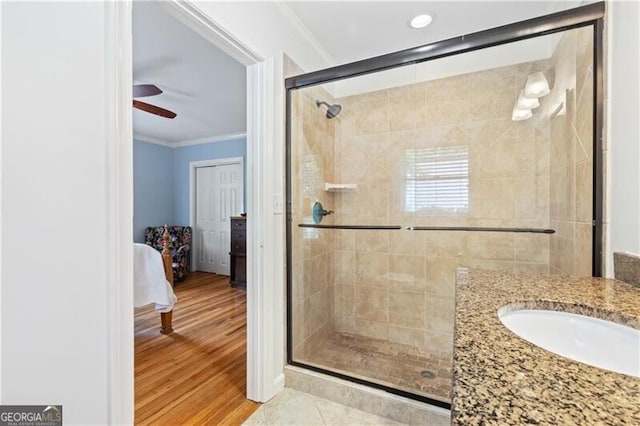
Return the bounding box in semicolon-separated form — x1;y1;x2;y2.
286;2;604;408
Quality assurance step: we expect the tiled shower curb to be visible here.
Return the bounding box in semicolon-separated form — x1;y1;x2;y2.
284;365;450;425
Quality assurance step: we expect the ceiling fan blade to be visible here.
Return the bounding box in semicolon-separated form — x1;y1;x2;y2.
133;100;177;119
133;84;163;98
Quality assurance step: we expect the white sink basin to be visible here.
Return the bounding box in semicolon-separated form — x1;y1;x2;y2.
498;308;640;377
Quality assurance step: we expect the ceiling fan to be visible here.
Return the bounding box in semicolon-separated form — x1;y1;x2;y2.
133;84;177;119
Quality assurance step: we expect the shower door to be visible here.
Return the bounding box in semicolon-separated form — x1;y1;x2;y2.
286;10;601;407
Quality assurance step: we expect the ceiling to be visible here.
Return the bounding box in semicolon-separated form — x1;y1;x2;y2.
132;0;590;145
132;1;246;145
283;1;587;65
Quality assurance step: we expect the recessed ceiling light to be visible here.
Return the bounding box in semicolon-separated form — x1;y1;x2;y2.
410;14;433;29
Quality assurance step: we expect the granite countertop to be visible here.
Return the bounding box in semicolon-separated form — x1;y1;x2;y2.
452;269;640;425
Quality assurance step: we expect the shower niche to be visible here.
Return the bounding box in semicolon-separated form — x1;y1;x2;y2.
286;3;603;408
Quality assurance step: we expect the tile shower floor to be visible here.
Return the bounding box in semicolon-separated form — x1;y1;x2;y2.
300;332;452;402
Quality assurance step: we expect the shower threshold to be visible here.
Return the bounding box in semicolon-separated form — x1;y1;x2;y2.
297;331;452;403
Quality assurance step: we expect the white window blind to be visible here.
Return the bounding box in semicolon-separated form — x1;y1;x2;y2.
405;146;469;213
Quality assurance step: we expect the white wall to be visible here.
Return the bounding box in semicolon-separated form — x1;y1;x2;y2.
1;2;113;423
607;0;640;275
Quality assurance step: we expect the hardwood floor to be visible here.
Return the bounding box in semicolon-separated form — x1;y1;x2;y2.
135;272;260;425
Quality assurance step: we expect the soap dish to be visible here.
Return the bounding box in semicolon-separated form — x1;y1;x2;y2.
324;182;357;192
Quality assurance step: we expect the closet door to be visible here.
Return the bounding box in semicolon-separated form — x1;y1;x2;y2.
195;162;243;274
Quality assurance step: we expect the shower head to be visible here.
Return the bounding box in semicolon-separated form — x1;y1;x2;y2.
316;100;342;119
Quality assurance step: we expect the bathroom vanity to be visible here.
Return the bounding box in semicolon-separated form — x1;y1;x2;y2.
452;269;640;424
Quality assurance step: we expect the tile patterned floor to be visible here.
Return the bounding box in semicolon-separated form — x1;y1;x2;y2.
242;388;404;425
299;332;452;402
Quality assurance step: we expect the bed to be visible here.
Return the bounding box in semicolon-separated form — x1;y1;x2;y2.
134;225;177;333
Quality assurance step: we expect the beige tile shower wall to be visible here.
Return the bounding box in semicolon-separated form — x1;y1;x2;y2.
331;61;553;355
290;86;338;360
548;27;594;276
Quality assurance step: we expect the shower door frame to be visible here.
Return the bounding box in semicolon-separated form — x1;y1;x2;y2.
285;1;605;408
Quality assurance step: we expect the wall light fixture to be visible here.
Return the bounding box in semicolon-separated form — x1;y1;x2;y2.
524;71;551;97
512;107;533;121
516;90;540;110
512;71;551;121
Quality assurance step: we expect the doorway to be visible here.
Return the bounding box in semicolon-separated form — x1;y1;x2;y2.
129;0;256;422
191;157;244;274
110;0;283;421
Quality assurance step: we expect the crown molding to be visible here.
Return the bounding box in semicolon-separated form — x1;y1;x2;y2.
132;133;173;147
172;132;247;147
133;132;247;148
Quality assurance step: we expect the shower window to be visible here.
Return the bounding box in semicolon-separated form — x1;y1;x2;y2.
286;2;603;409
405;146;469;213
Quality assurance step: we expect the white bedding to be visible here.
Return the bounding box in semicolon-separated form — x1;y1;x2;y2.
133;243;177;313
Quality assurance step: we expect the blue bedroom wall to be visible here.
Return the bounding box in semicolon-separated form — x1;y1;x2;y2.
133;140;174;243
173;137;247;224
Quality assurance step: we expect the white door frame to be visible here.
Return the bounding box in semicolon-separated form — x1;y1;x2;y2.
106;1;284;422
189;156;244;273
104;2;134;423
